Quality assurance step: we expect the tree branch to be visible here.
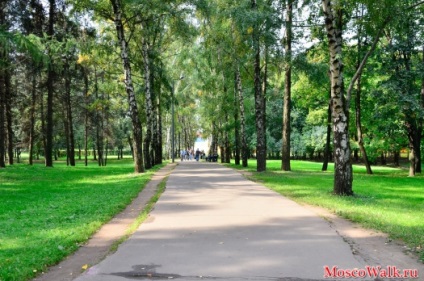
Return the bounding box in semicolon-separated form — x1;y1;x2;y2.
346;17;391;108
408;0;424;9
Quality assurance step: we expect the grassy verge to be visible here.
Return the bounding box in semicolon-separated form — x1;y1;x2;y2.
110;176;169;253
227;160;424;261
0;159;165;281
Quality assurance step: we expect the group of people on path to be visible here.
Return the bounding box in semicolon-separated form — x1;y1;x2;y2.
180;148;205;162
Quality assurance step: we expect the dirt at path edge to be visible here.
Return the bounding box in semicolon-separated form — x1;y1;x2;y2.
33;163;177;281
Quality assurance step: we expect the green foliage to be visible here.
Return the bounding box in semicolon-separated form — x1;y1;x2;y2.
0;29;45;66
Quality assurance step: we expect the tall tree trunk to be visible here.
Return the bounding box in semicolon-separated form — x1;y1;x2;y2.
0;69;5;168
155;77;163;165
152;71;159;165
236;66;248;167
110;0;144;172
5;64;13;165
0;0;5;168
322;99;332;171
27;0;43;165
40;79;46;158
221;78;231;164
142;39;153;169
45;0;56;167
210;124;218;156
82;66;89;166
63;107;70;165
94;69;103;166
416;47;424;173
64;61;75;166
393;150;400;167
233;70;241;165
28;68;37;165
92;145;97;161
262;45;268;161
402;44;419;176
406;121;418;176
354;8;372;174
224;114;231;163
355;76;372;174
282;0;293;171
251;0;266;172
322;0;353;195
104;140;108;166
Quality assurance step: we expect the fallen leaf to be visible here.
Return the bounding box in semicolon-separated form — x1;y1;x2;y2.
82;264;89;270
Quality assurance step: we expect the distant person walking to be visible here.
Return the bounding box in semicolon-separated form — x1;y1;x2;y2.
195;148;201;161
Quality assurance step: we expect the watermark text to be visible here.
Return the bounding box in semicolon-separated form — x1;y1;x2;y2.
324;265;419;279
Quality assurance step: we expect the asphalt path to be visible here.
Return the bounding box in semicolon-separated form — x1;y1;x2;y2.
74;161;369;281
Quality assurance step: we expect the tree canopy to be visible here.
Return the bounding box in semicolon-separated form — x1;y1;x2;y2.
1;0;424;194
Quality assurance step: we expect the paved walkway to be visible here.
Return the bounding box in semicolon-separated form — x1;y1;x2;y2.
74;161;369;281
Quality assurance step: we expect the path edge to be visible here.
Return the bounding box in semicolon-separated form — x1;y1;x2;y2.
33;163;177;281
228;163;424;274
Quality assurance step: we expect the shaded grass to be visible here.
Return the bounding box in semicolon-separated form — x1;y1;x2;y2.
227;160;424;261
0;159;165;281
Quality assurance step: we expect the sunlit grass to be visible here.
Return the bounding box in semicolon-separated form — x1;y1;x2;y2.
0;158;165;281
228;160;424;261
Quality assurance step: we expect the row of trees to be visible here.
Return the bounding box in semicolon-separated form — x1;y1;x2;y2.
0;0;198;172
190;0;424;195
1;0;423;195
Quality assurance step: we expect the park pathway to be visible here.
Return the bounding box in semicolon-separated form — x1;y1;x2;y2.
74;161;369;281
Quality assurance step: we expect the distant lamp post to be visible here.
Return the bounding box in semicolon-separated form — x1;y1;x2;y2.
171;75;184;163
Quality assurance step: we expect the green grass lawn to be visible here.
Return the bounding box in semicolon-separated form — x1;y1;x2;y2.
227;160;424;261
0;158;164;281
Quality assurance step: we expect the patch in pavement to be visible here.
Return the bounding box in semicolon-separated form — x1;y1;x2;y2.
111;264;181;280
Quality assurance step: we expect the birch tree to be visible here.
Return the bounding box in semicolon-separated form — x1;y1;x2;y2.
110;0;144;172
322;0;353;195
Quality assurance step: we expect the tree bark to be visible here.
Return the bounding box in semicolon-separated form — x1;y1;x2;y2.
236;66;248;167
28;67;37;165
282;0;293;171
63;106;70;165
157;95;163;164
44;0;56;167
406;121;419;176
45;0;56;167
94;69;104;166
322;99;332;171
5;63;13;165
355;76;372;174
353;6;373;174
142;38;153;169
233;70;241;165
416;46;424;173
322;0;353;195
0;67;5;168
82;66;89;166
224;114;231;163
251;0;266;172
64;61;75;166
110;0;144;172
393;150;400;167
0;0;5;168
153;70;162;165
